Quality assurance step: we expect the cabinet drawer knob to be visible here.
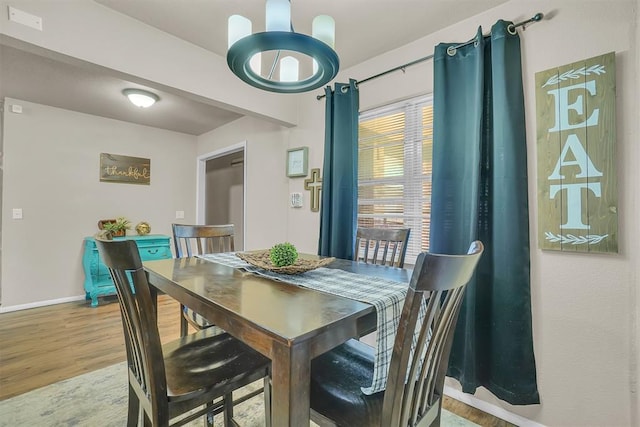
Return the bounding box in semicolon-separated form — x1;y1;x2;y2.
148;249;159;254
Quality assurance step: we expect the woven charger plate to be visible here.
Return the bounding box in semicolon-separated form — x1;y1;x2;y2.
236;251;335;275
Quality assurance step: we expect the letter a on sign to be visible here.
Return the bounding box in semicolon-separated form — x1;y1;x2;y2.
535;52;617;253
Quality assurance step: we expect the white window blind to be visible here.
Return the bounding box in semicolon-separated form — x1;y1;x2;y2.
358;95;433;265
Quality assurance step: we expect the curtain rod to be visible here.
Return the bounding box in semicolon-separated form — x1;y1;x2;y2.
316;13;544;101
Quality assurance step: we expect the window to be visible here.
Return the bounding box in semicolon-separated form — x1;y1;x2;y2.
358;95;433;265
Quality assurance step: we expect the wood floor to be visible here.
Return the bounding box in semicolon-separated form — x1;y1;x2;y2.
0;295;514;426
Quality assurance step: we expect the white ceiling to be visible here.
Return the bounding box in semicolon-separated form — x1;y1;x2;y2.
0;44;243;135
1;0;508;135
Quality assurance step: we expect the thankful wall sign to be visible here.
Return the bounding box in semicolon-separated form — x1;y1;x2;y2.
535;52;617;253
100;153;151;185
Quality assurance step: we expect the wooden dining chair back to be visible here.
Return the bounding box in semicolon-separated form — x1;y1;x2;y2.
354;227;411;268
172;223;235;258
172;224;235;336
96;238;270;426
310;241;484;427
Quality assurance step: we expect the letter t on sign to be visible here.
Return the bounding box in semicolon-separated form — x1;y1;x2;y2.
304;168;322;212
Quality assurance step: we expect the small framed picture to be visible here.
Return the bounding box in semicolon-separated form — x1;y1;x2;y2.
286;147;309;178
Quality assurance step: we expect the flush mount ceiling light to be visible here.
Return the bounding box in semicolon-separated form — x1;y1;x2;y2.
122;88;159;108
227;0;339;94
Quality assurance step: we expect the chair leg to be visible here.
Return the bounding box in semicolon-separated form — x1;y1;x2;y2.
127;384;140;427
263;376;272;427
180;304;188;337
418;398;442;427
143;411;152;427
223;393;234;427
205;401;215;427
432;404;442;427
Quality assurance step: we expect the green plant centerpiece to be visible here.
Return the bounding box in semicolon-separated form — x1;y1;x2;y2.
236;243;334;274
269;242;298;267
101;217;131;238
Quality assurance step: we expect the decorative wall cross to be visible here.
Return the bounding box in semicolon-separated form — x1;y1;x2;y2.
304;168;322;212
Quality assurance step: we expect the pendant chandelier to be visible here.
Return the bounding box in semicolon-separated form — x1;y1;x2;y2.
227;0;339;94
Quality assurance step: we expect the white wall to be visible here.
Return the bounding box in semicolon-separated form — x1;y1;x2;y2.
1;98;197;308
197;116;289;251
632;2;639;425
507;2;636;426
286;93;327;254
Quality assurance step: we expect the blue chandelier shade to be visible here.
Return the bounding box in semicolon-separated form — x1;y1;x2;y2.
227;31;339;93
227;1;339;93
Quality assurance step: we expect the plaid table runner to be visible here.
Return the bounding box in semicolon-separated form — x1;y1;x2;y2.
198;252;413;394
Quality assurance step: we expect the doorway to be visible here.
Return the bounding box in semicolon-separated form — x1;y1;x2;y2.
196;142;246;250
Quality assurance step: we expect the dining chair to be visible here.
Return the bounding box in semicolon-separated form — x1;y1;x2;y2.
310;241;484;427
354;227;411;268
172;223;235;337
96;238;270;427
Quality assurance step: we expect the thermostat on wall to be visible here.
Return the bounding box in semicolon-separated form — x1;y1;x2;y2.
290;192;303;208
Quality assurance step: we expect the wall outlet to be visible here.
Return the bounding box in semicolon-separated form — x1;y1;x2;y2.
290;192;303;208
12;208;23;219
175;210;185;219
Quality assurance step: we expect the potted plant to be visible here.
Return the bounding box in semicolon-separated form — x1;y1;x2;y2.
100;217;131;238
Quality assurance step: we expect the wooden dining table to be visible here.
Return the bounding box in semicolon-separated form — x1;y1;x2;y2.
143;254;411;426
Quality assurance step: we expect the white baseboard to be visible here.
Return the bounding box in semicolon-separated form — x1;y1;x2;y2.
0;295;86;313
444;385;546;427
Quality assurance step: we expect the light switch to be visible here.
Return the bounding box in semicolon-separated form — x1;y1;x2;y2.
175;210;185;219
12;208;23;219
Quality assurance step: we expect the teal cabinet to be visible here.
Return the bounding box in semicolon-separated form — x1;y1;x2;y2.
83;234;171;307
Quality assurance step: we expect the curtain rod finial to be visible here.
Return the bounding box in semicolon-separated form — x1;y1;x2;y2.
532;13;544;22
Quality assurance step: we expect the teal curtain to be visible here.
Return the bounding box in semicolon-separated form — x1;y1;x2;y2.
430;21;539;404
319;80;359;259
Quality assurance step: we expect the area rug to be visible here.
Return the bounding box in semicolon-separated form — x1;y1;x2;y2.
0;362;478;426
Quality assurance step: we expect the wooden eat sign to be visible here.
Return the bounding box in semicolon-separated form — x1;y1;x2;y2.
304;168;322;212
535;52;617;253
